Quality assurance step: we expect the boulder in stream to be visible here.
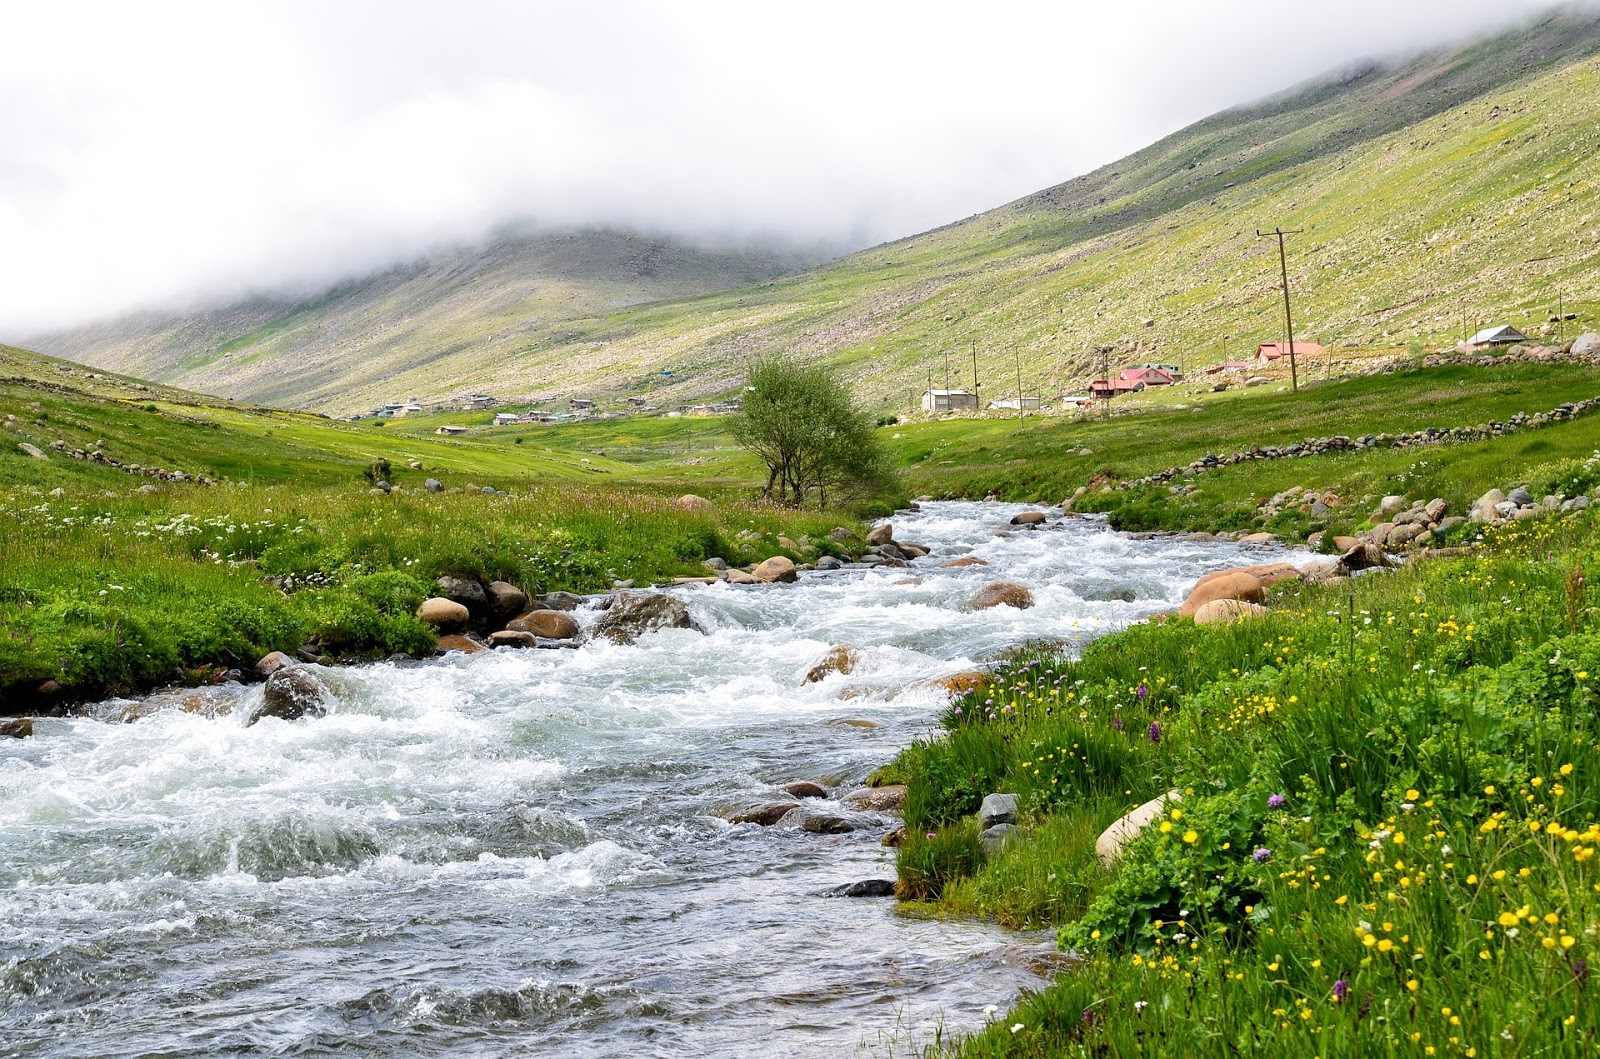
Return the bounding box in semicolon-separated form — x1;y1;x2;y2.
247;667;331;725
591;591;697;645
971;582;1034;610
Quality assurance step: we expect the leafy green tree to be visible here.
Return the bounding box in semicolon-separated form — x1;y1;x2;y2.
728;358;896;507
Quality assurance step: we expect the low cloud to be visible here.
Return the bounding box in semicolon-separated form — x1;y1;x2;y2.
0;0;1582;333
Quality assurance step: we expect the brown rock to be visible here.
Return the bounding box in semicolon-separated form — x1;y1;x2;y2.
1331;535;1361;552
1010;511;1046;526
752;555;798;583
1239;531;1276;544
1339;540;1391;573
1178;572;1265;617
730;803;800;826
804;645;860;684
899;543;930;558
1096;790;1181;867
255;651;296;677
436;634;487;654
940;556;990;568
1;717;33;739
881;824;906;847
247;667;331;725
866;523;894;546
488;630;540;648
936;671;989;695
842;785;906;812
971;582;1035;610
416;597;471;628
485;581;528;618
723;568;757;585
1193;599;1268;625
507;609;581;639
781;781;830;799
673;494;714;511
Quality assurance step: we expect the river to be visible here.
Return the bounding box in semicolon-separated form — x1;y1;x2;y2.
0;501;1288;1058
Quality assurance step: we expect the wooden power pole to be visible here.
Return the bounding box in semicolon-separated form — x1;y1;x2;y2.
1013;347;1025;424
1258;227;1305;392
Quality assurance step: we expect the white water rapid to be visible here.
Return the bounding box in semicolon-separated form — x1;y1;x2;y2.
1;502;1302;1057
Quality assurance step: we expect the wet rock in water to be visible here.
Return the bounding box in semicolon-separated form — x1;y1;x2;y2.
814;555;844;571
941;556;990;568
590;591;697;644
507;609;581;640
436;576;488;614
804;645;860;684
752;555;798;584
971;582;1034;610
1;717;33;739
436;634;488;655
416;597;471;629
1193;599;1268;625
534;591;585;611
295;644;323;664
255;651;297;677
881;824;906;847
842;784;906;812
796;811;861;834
729;803;801;826
980;822;1020;855
1010;511;1046;526
1239;531;1275;544
488;630;540;648
978;793;1018;829
866;523;894;546
899;543;930;558
248;667;331;725
781;781;830;799
485;581;528;619
936;671;989;695
821;879;896;898
118;687;233;723
1096;790;1181;867
723;568;757;585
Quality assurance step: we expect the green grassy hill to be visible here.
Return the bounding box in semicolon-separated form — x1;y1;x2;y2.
24;228;822;411
24;9;1600;419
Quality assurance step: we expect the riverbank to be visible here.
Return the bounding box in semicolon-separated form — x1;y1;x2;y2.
0;482;864;711
893;498;1600;1057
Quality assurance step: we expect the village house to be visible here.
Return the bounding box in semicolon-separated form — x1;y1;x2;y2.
1467;325;1530;348
1088;366;1178;398
569;398;596;411
463;394;497;410
492;412;519;426
1254;341;1324;365
989;396;1042;411
921;389;980;413
435;425;469;436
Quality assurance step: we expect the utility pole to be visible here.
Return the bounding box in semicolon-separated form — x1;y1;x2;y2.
1257;227;1305;392
1013;346;1025;425
943;353;951;396
971;340;980;396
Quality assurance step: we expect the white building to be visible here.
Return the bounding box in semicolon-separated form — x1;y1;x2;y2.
921;389;979;413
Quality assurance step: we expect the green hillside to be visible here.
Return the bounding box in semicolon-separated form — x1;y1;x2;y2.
24;228;822;411
25;9;1600;417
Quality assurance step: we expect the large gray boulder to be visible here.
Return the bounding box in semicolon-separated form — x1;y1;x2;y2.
1572;332;1600;356
590;591;697;645
247;667;331;725
17;442;47;460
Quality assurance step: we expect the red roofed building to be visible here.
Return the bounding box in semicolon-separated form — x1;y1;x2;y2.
1088;365;1177;397
1255;341;1323;364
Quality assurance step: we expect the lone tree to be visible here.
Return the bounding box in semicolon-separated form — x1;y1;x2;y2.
728;358;896;507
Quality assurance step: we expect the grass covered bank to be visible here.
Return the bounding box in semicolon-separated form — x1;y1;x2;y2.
893;510;1600;1056
0;482;860;710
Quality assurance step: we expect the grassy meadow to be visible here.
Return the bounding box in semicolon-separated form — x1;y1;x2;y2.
893;511;1600;1058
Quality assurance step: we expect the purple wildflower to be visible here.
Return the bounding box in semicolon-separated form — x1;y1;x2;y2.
1113;714;1125;731
1081;1008;1098;1026
1332;979;1349;1003
1575;958;1590;984
1253;848;1272;863
1267;793;1286;809
1148;721;1162;744
1136;683;1149;699
953;706;963;715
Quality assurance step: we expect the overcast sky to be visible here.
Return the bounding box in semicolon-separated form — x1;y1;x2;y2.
0;0;1577;334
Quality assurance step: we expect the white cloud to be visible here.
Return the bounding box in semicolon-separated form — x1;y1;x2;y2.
0;0;1579;333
